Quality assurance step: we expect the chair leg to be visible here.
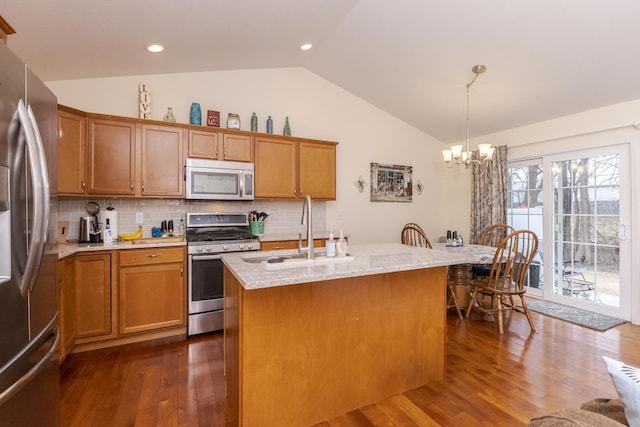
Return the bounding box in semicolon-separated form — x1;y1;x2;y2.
497;297;504;334
519;296;536;333
465;288;478;319
447;283;463;320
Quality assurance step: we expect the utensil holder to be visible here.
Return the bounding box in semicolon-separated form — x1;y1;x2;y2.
250;221;264;236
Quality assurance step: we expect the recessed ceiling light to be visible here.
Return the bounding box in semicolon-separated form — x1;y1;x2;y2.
300;43;313;51
146;43;165;53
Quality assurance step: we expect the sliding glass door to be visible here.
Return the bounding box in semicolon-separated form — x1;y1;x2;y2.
507;160;544;297
544;145;630;318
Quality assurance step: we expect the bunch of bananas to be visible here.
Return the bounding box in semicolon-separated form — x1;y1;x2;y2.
118;226;143;241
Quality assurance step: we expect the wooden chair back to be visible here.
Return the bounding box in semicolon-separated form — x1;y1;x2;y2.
401;223;432;248
479;223;516;247
487;229;539;293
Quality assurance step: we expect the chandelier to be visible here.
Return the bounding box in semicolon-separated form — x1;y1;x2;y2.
442;65;494;168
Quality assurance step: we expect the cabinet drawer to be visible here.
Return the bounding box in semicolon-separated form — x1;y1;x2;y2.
120;247;185;266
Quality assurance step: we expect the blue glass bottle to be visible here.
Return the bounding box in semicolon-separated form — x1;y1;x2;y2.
189;102;202;125
266;116;273;134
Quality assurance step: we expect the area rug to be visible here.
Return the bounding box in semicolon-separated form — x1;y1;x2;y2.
527;300;627;331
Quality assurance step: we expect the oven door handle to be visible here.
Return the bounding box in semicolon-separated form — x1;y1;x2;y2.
190;254;222;261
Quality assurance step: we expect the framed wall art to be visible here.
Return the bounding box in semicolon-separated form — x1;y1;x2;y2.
370;162;413;202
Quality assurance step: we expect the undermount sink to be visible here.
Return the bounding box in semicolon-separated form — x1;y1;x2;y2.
241;252;309;263
241;251;354;268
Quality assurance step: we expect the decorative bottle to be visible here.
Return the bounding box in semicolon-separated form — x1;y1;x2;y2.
266;116;273;134
283;116;291;136
163;107;176;123
189;103;202;125
336;230;348;257
251;112;258;132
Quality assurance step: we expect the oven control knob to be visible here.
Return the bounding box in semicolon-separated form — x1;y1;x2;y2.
205;246;212;252
223;245;230;251
247;243;253;250
196;247;203;253
239;243;245;250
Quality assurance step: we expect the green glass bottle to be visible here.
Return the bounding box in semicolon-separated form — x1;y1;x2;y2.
283;116;291;136
251;112;258;132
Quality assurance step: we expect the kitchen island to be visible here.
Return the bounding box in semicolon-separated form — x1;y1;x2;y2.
221;243;474;427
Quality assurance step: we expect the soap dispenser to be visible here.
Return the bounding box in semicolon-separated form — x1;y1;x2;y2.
336;230;348;257
326;231;336;257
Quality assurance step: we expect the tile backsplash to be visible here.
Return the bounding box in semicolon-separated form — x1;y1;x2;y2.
58;198;327;241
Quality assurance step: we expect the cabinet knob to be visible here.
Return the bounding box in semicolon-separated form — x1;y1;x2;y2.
81;180;86;191
146;254;160;258
130;184;134;191
141;182;145;193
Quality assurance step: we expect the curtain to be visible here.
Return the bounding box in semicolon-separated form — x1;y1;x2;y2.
469;145;508;244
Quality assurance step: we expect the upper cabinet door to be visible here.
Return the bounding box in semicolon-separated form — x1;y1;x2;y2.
299;141;336;200
140;124;185;197
87;118;136;195
57;108;86;195
188;129;219;159
254;137;298;198
222;133;253;162
187;129;253;162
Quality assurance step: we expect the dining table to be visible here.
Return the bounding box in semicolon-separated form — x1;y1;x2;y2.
432;243;499;310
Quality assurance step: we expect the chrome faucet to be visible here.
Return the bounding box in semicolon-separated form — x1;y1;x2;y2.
298;195;315;260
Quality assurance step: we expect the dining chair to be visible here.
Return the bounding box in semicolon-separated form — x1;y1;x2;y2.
401;223;463;319
472;223;516;279
478;223;516;246
400;222;432;248
465;229;539;334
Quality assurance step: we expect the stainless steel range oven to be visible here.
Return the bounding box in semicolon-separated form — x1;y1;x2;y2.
186;212;260;335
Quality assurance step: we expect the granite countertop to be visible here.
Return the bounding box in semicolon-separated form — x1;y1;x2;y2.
221;242;478;290
58;240;186;259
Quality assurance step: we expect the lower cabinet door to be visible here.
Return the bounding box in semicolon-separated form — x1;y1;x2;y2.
119;263;185;335
75;254;111;339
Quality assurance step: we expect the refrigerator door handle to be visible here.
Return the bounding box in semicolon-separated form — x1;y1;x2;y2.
15;100;46;298
0;317;58;406
26;104;50;292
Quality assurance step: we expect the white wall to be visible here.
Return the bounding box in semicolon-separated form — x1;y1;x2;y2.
47;67;470;245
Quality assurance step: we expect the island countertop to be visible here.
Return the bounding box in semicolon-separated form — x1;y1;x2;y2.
221;242;477;290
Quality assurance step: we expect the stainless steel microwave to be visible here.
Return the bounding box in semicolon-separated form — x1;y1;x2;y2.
185;158;254;200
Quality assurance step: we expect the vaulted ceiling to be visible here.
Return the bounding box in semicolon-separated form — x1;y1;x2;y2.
4;0;640;143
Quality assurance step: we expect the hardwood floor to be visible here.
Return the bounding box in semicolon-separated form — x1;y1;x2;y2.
60;307;640;426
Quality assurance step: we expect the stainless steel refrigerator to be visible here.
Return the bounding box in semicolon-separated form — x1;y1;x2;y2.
0;42;60;426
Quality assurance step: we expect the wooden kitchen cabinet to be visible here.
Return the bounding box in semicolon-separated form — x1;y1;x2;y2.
85;116;185;198
57;258;76;362
141;124;185;197
188;128;253;162
118;247;186;335
254;137;298;198
57;106;87;195
86;117;136;196
255;136;337;200
74;253;112;339
299;141;336;200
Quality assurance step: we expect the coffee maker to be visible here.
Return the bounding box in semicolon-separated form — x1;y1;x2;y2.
79;201;102;243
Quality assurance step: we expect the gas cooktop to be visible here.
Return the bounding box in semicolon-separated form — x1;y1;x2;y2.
185;212;260;254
